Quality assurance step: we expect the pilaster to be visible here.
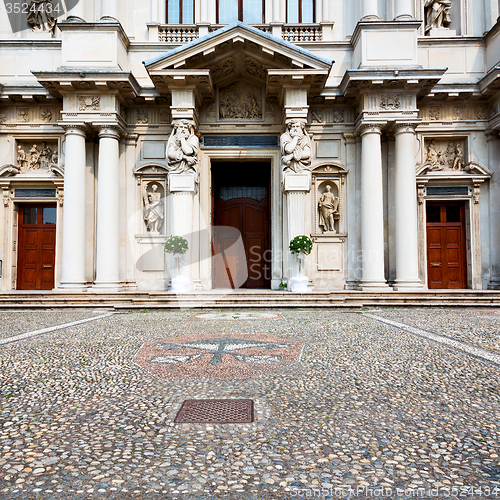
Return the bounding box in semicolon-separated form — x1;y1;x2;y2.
487;130;500;289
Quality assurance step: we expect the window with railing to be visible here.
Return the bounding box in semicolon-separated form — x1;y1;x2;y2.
287;0;315;23
166;0;194;24
216;0;265;24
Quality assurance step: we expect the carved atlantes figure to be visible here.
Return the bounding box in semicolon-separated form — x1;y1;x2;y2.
424;0;452;35
280;119;312;173
318;185;340;233
166;119;199;174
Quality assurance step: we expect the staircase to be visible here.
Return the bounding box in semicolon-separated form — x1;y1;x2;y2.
1;289;500;309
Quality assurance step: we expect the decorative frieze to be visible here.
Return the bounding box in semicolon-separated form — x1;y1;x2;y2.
137;110;149;124
420;104;494;121
18;109;29;122
16;141;59;173
380;95;401;110
78;96;101;111
309;108;346;124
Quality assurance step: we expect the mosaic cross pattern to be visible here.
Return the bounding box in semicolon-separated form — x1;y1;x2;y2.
134;334;303;380
188;312;284;321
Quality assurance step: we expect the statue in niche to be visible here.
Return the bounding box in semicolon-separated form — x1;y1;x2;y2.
143;184;164;234
27;0;57;34
17;146;28;170
280;119;312;173
318;185;340;234
166;119;199;175
424;0;452;34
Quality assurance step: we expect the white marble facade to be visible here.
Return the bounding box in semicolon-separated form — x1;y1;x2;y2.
1;0;500;291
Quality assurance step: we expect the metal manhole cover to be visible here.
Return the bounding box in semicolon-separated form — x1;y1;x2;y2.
174;399;254;424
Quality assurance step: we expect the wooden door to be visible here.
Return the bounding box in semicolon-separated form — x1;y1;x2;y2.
426;203;467;289
212;163;270;289
17;204;57;290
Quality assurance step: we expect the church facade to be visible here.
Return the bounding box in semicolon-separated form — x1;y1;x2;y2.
1;0;500;292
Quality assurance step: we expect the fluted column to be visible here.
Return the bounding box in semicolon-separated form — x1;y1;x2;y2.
94;127;121;288
101;0;119;21
394;0;413;20
67;1;85;21
359;124;388;289
393;124;423;290
60;125;87;289
362;0;380;20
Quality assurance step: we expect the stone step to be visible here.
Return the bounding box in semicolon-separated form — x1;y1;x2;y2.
0;290;499;308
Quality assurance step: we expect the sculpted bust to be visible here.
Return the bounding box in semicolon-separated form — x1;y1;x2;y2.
166;119;199;175
280;119;312;173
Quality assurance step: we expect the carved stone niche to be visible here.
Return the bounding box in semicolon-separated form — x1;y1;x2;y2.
418;137;467;175
16;140;60;175
133;164;168;236
312;163;347;236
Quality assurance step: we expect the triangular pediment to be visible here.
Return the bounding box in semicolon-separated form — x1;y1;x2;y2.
144;22;333;73
144;22;333;101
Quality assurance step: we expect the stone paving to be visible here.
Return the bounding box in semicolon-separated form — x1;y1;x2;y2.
0;308;499;499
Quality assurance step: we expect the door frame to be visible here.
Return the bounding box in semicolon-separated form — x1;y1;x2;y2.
198;148;282;290
417;185;482;290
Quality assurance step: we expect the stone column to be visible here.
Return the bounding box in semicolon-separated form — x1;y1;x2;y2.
393;123;423;290
362;0;380;20
487;130;500;288
67;1;85;21
359;124;388;289
101;0;119;21
60;125;87;289
394;0;413;20
94;126;121;288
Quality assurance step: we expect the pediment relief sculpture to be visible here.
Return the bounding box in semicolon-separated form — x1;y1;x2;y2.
17;142;58;173
281;119;312;173
425;0;452;35
219;82;262;120
166;119;199;175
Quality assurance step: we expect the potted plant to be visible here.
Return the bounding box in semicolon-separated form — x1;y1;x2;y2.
164;235;190;293
289;235;313;293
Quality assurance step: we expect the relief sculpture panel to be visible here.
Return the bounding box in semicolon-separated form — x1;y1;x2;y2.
17;141;58;173
218;82;262;120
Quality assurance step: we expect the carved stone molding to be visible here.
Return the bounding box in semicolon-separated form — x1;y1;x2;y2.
357;123;384;136
18;109;29;123
393;123;417;134
137;110;149;125
41;109;53;122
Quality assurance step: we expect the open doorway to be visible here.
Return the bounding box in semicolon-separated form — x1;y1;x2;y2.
212;161;271;289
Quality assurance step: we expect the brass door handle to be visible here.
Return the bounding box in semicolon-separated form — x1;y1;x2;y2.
430;263;440;267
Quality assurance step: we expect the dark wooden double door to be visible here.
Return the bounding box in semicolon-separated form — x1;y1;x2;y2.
426;202;467;289
17;204;57;290
212;162;270;289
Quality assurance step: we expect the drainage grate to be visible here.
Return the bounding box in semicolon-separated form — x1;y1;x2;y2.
174;399;254;424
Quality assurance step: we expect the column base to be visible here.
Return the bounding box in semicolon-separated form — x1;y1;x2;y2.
393;280;425;291
58;282;89;292
356;280;391;291
92;281;124;292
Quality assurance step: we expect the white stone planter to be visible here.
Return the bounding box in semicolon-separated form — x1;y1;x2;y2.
290;274;309;293
170;274;191;293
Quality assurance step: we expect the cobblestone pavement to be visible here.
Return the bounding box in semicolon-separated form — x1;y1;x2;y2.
1;308;500;500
